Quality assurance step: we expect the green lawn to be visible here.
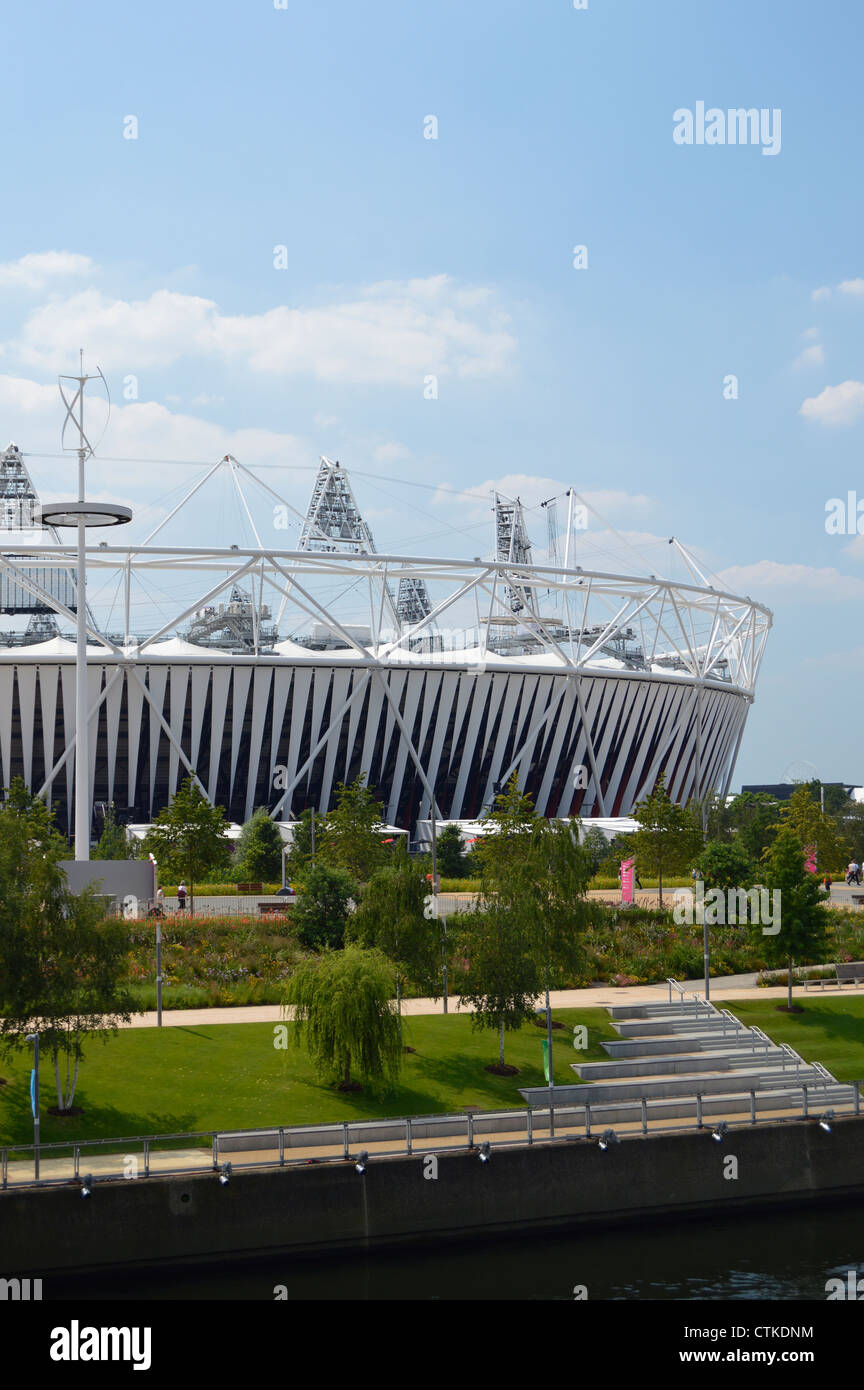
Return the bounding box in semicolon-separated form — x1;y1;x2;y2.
722;996;864;1082
0;1008;617;1148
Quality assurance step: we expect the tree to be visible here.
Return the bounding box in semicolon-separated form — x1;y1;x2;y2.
235;808;284;882
456;777;540;1068
317;775;389;883
804;780;853;817
0;779;136;1113
772;785;848;873
348;842;441;1030
284;946;402;1092
456;898;541;1069
697;839;758;893
436;824;468;878
759;827;829;1010
92;804;129;860
726;792;779;862
291;862;358;949
141;777;230;912
629;776;703;906
582;824;614;875
283;807;327;882
838;801;864;865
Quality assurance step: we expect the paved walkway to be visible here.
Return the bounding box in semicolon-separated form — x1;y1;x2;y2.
124;972;861;1030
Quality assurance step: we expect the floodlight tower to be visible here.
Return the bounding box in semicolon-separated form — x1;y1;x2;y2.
494;492;534;613
40;356;132;860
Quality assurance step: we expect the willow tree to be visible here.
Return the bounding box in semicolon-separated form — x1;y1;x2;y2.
283;946;402;1093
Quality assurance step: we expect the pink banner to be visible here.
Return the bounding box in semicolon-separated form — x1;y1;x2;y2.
805;845;817;874
620;857;635;904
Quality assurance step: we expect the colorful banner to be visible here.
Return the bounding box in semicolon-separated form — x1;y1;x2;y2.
541;1039;550;1082
805;845;817;874
620;858;635;903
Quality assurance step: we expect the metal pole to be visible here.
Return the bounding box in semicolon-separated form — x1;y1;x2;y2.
441;914;448;1015
281;843;287;891
74;454;89;860
156;919;163;1028
546;980;555;1138
29;1034;39;1181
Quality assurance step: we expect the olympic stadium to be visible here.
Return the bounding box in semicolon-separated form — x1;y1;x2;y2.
0;442;772;839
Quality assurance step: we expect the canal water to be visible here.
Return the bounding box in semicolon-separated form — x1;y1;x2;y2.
49;1201;864;1300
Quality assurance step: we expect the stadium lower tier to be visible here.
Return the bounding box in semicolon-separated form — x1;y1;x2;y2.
0;652;751;832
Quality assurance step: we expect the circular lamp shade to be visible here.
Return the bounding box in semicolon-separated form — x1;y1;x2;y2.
39;501;133;528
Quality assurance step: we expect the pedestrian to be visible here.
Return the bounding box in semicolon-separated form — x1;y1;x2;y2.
156;885;165;916
822;874;832;893
177;880;188;911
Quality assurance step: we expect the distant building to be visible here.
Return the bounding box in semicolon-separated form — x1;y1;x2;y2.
741;782;856;802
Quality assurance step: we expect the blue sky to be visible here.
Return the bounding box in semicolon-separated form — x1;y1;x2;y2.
2;0;864;787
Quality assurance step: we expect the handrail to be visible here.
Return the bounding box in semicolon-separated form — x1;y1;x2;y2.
1;1079;857;1192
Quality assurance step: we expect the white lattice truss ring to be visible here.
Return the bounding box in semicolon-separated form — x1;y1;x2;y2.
0;542;771;830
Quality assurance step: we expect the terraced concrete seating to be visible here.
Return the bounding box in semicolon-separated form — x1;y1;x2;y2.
518;1082;852;1123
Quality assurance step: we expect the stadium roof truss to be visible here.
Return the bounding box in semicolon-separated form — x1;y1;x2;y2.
0;529;772;822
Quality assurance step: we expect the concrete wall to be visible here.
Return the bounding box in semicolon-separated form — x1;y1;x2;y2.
3;1118;864;1276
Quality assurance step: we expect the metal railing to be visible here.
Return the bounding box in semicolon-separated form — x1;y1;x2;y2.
2;1080;861;1192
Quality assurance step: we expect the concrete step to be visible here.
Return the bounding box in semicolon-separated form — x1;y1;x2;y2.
607;1002;710;1020
563;1066;832;1104
613;1016;741;1037
518;1083;854;1124
576;1049;789;1081
602;1033;748;1057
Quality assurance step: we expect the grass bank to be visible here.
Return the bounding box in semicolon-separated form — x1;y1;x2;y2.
722;996;864;1082
0;1008;617;1147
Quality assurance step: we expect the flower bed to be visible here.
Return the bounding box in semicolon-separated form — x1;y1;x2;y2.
128;913;304;1008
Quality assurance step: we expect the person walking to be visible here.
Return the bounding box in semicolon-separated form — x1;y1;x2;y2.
177;880;188;911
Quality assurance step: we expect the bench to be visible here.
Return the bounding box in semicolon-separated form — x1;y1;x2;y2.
237;882;263;893
258;901;292;915
805;961;864;990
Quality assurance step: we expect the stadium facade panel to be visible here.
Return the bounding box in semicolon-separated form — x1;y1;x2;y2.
0;643;750;832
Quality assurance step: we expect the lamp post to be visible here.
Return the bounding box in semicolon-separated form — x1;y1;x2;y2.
25;1033;39;1181
42;361;132;859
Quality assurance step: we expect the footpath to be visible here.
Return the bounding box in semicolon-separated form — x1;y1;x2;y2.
122;972;846;1030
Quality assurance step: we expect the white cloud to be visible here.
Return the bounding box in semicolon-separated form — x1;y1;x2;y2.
0;252;95;291
373;442;412;464
10;276;517;386
811;286;832;302
716;560;864;601
838;278;864;296
792;343;825;369
800;380;864;426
